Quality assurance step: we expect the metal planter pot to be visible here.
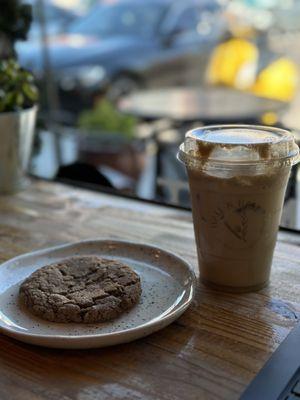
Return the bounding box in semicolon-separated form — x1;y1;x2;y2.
0;106;37;193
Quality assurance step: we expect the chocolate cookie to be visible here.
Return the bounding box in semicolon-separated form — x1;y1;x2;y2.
19;256;142;323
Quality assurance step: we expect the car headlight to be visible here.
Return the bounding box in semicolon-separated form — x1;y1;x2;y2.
60;65;107;90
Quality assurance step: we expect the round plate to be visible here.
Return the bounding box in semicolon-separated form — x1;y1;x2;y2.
0;240;196;349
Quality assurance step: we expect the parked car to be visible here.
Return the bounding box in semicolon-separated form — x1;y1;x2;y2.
17;0;226;115
22;0;79;40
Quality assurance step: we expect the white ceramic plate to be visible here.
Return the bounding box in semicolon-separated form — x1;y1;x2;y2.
0;240;196;349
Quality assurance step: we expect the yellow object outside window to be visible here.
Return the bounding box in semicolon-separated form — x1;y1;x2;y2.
207;38;298;102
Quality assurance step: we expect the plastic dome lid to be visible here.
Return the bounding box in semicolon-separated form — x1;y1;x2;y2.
179;125;300;166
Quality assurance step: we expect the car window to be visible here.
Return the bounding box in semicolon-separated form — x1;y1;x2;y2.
69;3;167;37
173;7;200;33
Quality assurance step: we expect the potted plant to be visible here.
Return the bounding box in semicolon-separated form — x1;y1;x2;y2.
0;1;38;193
78;100;145;180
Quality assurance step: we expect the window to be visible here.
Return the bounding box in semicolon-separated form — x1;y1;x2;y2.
17;0;300;232
172;7;200;34
69;3;167;37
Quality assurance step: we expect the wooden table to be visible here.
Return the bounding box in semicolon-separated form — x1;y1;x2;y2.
0;180;299;400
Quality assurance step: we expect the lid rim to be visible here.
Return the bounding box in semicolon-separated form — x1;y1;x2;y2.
186;124;293;145
178;145;300;167
181;124;299;166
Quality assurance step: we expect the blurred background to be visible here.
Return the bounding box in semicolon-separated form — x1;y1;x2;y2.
17;0;300;229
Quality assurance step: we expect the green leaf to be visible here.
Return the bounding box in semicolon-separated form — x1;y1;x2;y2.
0;58;38;112
22;83;38;101
16;92;24;107
4;91;16;109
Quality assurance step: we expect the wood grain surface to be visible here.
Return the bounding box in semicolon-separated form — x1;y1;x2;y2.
0;180;299;400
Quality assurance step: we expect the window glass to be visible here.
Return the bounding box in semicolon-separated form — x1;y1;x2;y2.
173;7;199;33
69;3;166;37
13;0;300;232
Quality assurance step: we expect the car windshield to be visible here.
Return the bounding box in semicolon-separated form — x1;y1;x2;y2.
69;2;166;37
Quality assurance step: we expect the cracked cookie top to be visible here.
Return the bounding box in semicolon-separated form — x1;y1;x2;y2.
19;256;142;323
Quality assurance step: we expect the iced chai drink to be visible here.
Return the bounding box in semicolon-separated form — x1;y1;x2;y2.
178;125;299;292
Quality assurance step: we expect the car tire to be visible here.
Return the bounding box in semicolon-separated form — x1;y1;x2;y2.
107;75;141;102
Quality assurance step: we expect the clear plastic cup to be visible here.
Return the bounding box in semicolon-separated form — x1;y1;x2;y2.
178;125;300;292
